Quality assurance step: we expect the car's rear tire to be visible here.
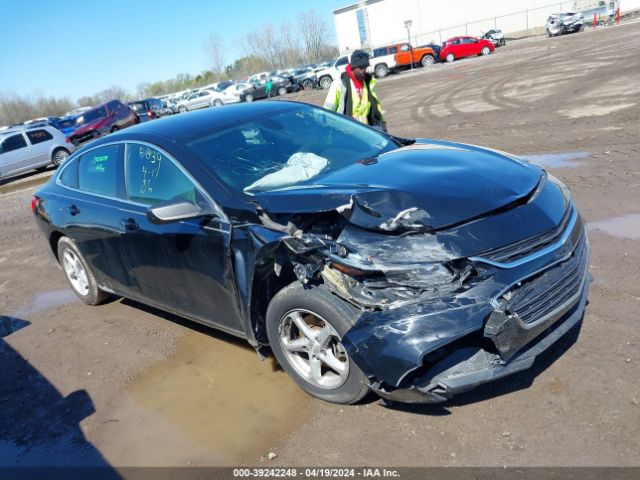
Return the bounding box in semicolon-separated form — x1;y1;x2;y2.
374;64;389;78
57;237;111;305
51;148;70;167
178;105;187;113
445;53;455;63
420;54;435;67
302;79;314;90
110;126;119;133
481;46;491;56
266;282;369;404
245;94;254;102
319;76;332;89
277;86;287;96
213;99;223;107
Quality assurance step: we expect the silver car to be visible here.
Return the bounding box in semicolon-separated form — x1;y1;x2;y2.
176;90;225;112
0;126;74;181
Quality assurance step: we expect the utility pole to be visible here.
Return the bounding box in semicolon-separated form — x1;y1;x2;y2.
405;19;413;70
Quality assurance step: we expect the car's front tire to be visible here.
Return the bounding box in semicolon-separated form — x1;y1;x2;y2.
245;94;254;102
277;86;287;96
57;237;110;305
178;105;187;113
266;282;369;404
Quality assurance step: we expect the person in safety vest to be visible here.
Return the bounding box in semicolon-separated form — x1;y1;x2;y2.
323;50;386;131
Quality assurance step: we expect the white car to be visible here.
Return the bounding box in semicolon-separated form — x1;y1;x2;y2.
176;89;226;112
0;126;74;181
248;71;272;84
208;85;245;106
316;54;374;89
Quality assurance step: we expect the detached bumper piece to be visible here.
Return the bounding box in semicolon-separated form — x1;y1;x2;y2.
372;233;590;405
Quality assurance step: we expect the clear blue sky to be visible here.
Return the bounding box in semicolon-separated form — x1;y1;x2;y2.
0;0;349;100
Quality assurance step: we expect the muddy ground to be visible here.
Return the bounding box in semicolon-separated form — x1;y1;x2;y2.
1;22;639;470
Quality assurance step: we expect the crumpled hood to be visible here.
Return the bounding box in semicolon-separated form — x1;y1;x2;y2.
253;140;543;232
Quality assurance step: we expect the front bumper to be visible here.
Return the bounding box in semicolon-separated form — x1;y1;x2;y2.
371;275;589;403
341;207;590;404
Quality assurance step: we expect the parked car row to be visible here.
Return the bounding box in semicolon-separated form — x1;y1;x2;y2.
369;36;495;78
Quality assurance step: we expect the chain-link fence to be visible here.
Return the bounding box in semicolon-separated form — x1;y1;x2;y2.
413;1;576;45
363;0;614;48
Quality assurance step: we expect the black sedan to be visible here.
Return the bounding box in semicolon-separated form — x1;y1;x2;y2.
33;102;590;404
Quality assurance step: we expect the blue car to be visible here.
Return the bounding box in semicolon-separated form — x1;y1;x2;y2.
32;101;590;405
53;115;81;137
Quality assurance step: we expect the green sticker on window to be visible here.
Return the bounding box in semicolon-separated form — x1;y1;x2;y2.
90;155;109;173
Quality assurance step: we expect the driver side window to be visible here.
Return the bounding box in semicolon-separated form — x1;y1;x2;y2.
125;143;201;206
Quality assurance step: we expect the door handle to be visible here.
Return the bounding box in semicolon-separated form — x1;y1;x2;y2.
65;205;80;216
120;218;139;232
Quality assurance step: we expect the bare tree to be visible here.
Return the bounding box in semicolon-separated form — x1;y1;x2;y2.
243;25;282;71
205;34;226;80
0;91;73;125
297;10;329;64
279;20;303;68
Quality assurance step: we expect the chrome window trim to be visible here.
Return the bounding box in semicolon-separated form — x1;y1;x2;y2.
55;139;229;223
470;208;578;269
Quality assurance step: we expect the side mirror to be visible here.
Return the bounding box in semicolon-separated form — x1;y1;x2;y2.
147;201;204;224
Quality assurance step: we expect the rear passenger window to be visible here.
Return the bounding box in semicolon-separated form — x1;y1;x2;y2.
125;143;200;206
78;144;123;197
0;134;27;154
59;159;79;188
26;129;54;145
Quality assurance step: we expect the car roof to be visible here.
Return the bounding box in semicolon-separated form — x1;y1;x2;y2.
98;101;301;142
0;124;57;137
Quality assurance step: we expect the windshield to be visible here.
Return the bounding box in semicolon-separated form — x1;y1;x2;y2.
76;107;107;125
128;102;145;113
185;104;398;194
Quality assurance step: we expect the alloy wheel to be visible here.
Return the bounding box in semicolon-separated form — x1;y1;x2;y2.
279;309;350;389
62;249;90;296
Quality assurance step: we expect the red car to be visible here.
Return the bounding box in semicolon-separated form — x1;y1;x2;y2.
68;100;139;146
440;36;494;63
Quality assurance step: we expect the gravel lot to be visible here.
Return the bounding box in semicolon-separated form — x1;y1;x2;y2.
1;22;639;469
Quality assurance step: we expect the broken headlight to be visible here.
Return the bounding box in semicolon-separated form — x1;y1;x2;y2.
377;263;457;288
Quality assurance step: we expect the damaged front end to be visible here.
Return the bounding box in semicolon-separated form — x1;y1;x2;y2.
246;142;590;404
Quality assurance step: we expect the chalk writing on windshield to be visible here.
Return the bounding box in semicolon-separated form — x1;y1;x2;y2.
138;146;162;194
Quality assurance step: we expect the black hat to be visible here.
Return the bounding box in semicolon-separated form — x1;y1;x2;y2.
350;50;370;69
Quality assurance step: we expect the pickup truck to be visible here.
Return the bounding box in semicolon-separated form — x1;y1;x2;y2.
315;56;350;90
370;43;436;78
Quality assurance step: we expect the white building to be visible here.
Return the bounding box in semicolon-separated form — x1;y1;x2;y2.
333;0;640;53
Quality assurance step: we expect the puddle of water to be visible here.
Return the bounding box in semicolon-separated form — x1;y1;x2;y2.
588;213;640;240
521;151;590;168
127;331;310;462
10;289;79;318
